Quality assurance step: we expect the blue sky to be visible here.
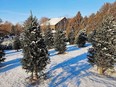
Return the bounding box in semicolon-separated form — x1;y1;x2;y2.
0;0;115;24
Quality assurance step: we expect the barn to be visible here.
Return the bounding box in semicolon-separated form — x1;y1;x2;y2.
41;17;67;31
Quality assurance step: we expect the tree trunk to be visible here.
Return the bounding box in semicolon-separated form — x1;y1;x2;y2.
29;72;34;82
31;72;33;79
35;71;38;80
98;66;103;75
33;66;38;80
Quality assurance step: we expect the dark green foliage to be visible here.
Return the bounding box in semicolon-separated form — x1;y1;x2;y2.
21;14;50;80
88;15;116;72
44;28;54;49
54;29;66;54
0;45;5;63
68;30;75;44
75;30;87;47
87;48;95;66
13;36;21;51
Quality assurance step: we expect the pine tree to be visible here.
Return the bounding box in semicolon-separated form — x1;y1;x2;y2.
13;36;21;51
88;15;116;75
0;44;5;64
44;28;54;49
75;30;87;47
54;29;66;54
68;29;75;44
21;14;50;81
87;48;95;66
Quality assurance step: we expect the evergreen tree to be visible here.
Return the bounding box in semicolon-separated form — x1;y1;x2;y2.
87;48;95;66
44;28;54;49
0;44;5;64
13;36;21;51
75;30;87;47
21;14;50;81
54;29;66;54
68;29;75;44
88;15;116;75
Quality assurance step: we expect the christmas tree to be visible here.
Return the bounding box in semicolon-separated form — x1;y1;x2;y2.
21;13;50;81
88;15;116;75
87;48;95;66
54;29;66;54
0;44;5;64
68;29;75;44
75;30;87;47
13;36;21;51
44;28;54;49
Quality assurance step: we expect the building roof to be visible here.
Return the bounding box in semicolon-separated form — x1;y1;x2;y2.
41;17;65;26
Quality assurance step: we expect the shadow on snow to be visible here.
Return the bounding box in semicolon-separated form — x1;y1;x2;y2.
5;50;22;54
49;43;91;57
48;50;57;57
0;58;21;73
66;45;80;52
49;53;91;87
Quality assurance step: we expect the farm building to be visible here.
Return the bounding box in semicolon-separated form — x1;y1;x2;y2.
40;17;67;31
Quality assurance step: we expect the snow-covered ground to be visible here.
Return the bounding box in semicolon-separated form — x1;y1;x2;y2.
0;43;116;87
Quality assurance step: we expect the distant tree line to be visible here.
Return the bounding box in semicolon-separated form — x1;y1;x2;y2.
0;21;23;37
66;1;116;37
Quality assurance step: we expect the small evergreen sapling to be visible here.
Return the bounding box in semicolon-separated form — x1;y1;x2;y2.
21;14;50;81
75;30;87;47
54;29;66;54
13;36;21;51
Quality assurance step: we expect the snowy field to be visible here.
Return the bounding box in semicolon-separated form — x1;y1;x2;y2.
0;43;116;87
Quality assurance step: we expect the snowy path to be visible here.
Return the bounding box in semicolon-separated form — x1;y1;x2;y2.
0;44;116;87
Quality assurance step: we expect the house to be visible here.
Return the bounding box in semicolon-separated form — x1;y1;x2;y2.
40;17;67;31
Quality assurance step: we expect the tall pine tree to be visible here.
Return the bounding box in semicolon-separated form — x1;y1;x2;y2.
54;29;66;54
44;28;54;49
88;15;116;75
21;13;50;81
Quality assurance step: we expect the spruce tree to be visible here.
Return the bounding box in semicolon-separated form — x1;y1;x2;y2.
54;29;66;54
75;30;87;47
0;44;5;64
21;14;50;81
68;29;75;44
44;28;54;49
13;36;21;51
88;15;116;75
87;48;95;66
